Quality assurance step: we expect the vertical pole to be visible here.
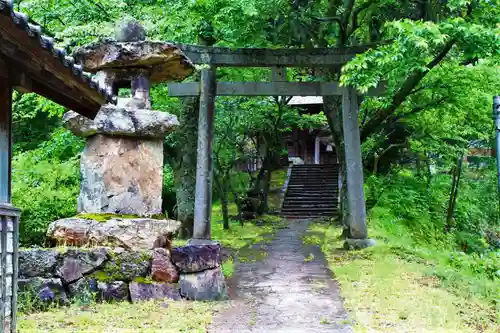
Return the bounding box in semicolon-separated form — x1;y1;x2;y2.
314;136;320;165
0;59;12;204
493;96;500;210
193;65;217;239
342;87;368;239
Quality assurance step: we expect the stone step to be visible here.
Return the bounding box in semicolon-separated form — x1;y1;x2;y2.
292;164;339;168
283;197;338;202
290;176;338;178
288;177;339;182
283;164;340;216
281;207;337;213
286;190;338;194
282;205;338;210
281;211;337;217
285;195;338;199
290;171;339;175
287;184;338;188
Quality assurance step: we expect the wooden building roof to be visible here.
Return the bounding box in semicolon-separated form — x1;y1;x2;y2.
0;0;116;119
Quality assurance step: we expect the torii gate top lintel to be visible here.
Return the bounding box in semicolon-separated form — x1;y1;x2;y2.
174;42;377;67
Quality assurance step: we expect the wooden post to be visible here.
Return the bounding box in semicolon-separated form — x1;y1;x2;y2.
0;59;11;203
193;65;217;239
341;87;368;240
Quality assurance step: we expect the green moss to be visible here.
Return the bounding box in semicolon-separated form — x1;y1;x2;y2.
91;250;152;282
76;213;139;223
90;271;112;282
221;258;234;278
133;276;154;284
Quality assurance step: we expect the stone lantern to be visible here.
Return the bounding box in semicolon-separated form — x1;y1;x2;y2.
62;20;194;217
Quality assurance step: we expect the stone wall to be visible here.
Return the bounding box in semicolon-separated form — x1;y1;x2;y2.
18;243;227;310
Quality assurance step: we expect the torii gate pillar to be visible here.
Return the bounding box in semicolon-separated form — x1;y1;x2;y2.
342;87;375;249
193;65;217;239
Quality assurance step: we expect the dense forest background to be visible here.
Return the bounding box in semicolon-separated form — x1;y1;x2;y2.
12;0;499;285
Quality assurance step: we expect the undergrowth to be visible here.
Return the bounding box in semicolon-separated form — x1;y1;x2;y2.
308;222;499;332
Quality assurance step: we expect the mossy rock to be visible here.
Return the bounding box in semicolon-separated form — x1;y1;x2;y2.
75;213;139;223
91;250;152;282
75;213;170;223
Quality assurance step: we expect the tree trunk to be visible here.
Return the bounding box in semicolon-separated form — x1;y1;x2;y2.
215;174;230;230
172;94;200;238
259;166;272;214
445;154;463;232
231;187;244;226
323;93;349;234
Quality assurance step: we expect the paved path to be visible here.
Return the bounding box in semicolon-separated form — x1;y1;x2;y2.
210;219;352;333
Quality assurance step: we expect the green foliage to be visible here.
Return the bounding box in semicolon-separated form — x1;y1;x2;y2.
13;130;83;246
367;166;499;252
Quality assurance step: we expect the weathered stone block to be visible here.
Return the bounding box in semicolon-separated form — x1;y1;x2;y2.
77;134;163;217
95;250;151;282
129;282;181;303
97;281;129;302
46;218;97;246
73;40;194;83
151;248;179;283
62;106;179;139
46;217;181;250
88;218;181;250
179;267;228;301
19;249;60;278
171;244;221;273
69;278;128;303
56;248;109;284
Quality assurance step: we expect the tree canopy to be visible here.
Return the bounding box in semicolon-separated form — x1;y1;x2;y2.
9;0;499;257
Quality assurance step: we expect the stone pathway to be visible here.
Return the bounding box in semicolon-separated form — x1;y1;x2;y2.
210;219;352;333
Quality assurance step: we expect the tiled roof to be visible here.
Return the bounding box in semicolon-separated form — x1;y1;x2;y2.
0;0;116;104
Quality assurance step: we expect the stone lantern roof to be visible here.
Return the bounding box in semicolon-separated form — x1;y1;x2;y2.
72;19;195;95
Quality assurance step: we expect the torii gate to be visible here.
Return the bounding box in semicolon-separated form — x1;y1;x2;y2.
168;44;382;246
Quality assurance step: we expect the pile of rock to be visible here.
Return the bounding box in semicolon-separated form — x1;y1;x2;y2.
18;241;227;309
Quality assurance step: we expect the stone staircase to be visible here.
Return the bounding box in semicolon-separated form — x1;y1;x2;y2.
281;164;339;218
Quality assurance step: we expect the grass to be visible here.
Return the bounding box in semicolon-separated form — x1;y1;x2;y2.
307;222;499;333
19;170;290;332
18;203;286;331
211;202;281;249
18;300;218;333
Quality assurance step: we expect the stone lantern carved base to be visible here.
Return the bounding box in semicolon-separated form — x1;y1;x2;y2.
63;103;179;217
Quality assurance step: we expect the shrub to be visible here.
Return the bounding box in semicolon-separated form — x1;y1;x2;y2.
12;129;83;246
367;166;499;252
